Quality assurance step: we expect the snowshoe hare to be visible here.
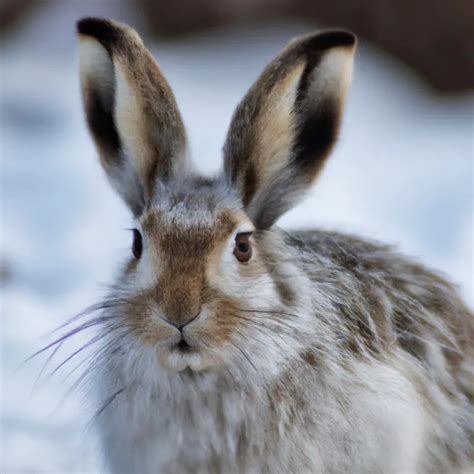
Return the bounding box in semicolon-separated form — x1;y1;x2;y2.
75;17;473;473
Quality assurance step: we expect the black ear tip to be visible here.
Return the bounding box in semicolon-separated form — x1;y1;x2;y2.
302;29;357;53
77;17;105;35
324;30;357;47
77;17;121;46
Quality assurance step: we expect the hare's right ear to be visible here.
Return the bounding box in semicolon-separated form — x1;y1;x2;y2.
77;18;187;216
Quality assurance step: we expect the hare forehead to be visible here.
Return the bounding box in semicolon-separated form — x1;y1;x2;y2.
141;207;239;251
141;177;239;222
139;187;247;256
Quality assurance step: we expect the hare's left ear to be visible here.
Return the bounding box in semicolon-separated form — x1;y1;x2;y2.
78;18;187;216
223;31;356;229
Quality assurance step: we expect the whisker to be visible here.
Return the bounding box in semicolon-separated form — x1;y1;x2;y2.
230;313;291;344
87;386;127;431
65;329;131;398
233;306;301;320
49;326;122;376
228;340;257;372
232;308;298;332
23;315;118;367
31;340;65;391
51;299;127;334
61;333;125;387
230;310;334;361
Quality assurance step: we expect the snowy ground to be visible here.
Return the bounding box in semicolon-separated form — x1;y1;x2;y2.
1;2;472;472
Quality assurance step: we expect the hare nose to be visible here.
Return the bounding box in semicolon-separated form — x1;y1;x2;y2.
159;311;200;331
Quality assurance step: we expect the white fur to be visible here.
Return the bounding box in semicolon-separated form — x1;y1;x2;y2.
76;20;472;474
79;37;114;102
308;47;354;107
94;341;429;473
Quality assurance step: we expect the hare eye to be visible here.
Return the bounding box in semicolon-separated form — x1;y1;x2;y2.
132;229;143;259
233;233;253;263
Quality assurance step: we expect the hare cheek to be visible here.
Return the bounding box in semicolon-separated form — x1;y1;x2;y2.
126;231;163;291
208;240;278;303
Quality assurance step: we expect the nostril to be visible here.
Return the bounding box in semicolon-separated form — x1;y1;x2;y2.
176;338;191;352
158;310;201;330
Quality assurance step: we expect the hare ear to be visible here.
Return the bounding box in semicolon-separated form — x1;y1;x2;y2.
77;18;187;216
223;31;356;229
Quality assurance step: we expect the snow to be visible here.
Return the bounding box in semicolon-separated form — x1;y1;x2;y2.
1;2;472;472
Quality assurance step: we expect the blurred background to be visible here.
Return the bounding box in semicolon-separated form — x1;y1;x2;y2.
1;0;472;471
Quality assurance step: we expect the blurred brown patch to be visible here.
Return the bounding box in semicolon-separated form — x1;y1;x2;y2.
0;0;42;33
1;0;472;92
138;0;474;93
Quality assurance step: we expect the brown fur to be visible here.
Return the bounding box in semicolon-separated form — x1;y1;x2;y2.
76;19;473;472
139;207;239;328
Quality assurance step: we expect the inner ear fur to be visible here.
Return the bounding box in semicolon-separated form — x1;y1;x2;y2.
223;30;356;229
78;17;187;215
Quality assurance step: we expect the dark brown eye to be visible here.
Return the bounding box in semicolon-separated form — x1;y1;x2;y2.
132;229;143;259
233;232;253;263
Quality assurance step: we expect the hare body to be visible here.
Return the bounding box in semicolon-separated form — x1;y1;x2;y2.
76;18;473;474
95;230;472;474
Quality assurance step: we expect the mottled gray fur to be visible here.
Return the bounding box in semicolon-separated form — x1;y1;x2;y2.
74;17;473;474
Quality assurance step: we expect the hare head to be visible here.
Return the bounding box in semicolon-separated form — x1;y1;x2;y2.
78;18;356;373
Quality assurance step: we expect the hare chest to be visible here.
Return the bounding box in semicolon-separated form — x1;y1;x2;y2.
97;362;426;474
98;380;267;473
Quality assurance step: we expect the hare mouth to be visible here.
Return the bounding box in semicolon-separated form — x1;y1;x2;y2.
172;337;193;353
161;337;219;372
